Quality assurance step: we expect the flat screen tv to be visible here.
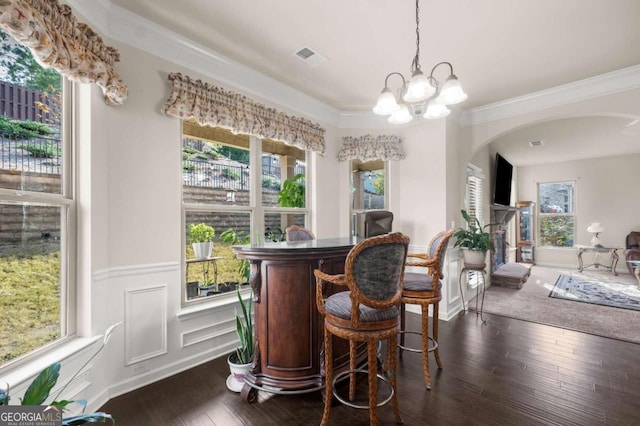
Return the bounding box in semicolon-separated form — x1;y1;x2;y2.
493;153;513;206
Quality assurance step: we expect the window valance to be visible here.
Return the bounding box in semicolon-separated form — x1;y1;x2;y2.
161;73;326;155
0;0;128;105
338;135;404;161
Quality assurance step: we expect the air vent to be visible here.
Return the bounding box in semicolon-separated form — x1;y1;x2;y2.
529;140;544;147
293;46;327;66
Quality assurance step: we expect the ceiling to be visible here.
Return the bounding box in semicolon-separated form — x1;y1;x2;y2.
111;0;640;165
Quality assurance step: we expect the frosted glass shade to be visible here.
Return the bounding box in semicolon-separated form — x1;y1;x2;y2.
373;88;399;115
403;70;435;103
423;101;451;119
388;104;413;124
434;75;467;105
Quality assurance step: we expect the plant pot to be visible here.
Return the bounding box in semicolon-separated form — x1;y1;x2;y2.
462;248;487;268
227;352;251;393
192;241;213;259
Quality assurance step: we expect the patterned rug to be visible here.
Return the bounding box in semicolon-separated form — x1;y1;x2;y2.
549;274;640;311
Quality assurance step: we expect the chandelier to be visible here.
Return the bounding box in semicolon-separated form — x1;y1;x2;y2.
373;0;467;124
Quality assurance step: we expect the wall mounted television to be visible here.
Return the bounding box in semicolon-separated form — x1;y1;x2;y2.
493;153;513;207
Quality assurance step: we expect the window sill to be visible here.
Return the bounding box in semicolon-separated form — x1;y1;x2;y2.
1;336;100;389
177;287;250;322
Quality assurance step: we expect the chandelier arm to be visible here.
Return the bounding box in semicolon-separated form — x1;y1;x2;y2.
428;61;454;78
384;72;407;89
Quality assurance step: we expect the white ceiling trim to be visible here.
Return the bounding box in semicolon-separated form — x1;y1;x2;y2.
459;65;640;127
68;0;640;131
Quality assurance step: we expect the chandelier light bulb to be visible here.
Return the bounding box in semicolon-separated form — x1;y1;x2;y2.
373;88;400;115
388;103;413;124
403;69;435;103
434;75;468;105
423;101;451;119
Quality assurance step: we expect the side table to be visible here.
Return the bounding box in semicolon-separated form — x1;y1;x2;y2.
186;256;223;296
576;246;620;276
458;263;487;324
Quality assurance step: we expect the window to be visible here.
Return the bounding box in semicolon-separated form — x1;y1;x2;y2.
182;123;308;303
465;164;484;288
350;159;386;234
0;30;74;368
538;181;575;247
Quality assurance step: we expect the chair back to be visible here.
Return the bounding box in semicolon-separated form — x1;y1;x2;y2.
627;231;640;249
286;225;316;241
427;229;455;279
345;232;410;310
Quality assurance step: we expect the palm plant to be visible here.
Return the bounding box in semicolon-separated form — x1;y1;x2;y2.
453;209;495;252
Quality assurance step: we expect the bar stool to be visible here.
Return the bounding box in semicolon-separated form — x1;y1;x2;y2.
399;229;454;389
314;232;410;426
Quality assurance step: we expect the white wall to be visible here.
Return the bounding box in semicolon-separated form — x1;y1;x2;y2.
518;153;640;268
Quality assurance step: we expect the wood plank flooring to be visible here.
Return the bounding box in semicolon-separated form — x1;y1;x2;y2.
100;312;640;425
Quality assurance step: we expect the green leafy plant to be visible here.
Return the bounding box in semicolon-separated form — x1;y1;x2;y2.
221;167;240;181
18;142;60;158
220;228;250;283
189;223;215;243
0;322;120;425
453;209;495;252
278;173;305;207
234;289;254;364
0;116;54;139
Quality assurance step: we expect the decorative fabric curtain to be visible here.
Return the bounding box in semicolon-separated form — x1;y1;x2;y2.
0;0;128;105
161;73;326;155
338;135;404;161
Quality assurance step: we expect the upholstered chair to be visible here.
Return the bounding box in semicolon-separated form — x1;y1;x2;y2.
624;231;640;273
285;225;315;241
314;232;410;426
399;228;454;390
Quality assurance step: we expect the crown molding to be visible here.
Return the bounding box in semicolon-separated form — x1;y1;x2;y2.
67;0;340;127
68;1;640;131
459;65;640;127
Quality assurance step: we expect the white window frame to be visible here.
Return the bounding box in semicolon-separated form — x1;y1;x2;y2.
465;163;485;289
0;78;76;372
537;180;576;248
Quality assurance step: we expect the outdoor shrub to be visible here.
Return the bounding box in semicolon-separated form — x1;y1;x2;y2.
0;116;54;139
18;142;61;158
221;167;240;181
183;162;195;172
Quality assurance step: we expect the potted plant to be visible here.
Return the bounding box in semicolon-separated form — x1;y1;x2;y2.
227;288;254;392
0;323;120;425
277;173;305;208
189;223;215;259
453;209;495;267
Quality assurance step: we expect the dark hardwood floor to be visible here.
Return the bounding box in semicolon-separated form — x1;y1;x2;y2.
100;312;640;425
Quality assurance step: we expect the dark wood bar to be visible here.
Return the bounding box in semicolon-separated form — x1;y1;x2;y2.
232;238;366;400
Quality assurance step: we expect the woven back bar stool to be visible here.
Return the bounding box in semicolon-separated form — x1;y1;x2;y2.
399;228;454;389
314;232;410;426
285;225;316;241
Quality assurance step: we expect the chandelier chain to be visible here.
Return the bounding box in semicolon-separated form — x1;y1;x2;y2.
413;0;421;72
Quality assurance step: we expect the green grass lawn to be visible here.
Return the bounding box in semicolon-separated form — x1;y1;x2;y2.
0;250;61;363
0;242;248;363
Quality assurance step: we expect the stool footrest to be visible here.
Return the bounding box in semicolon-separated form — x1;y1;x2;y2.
332;368;394;410
398;330;438;353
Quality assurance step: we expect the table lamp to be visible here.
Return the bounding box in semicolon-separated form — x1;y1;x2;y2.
587;222;604;247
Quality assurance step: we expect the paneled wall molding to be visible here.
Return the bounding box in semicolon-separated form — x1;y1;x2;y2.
93;262;179;284
181;319;236;348
124;285;168;365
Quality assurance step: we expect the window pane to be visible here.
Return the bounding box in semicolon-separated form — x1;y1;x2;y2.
0;203;63;363
539;216;575;247
0;30;63;194
539;182;574;214
182;137;250;206
262;140;306;207
185;211;251;300
265;212;306;241
351;160;385;211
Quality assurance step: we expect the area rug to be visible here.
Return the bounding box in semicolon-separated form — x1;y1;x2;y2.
549;274;640;311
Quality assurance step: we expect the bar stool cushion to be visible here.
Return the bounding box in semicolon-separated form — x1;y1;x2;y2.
325;291;399;322
403;272;442;293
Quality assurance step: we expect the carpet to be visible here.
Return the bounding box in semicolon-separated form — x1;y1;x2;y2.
549;274;640;311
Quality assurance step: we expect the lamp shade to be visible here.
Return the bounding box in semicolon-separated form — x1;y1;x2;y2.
423;101;451;119
403;69;436;103
373;88;399;115
388;103;413;124
587;223;604;234
434;75;468;105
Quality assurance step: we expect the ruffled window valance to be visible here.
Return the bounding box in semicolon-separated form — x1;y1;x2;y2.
0;0;128;105
338;135;404;161
161;73;326;155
